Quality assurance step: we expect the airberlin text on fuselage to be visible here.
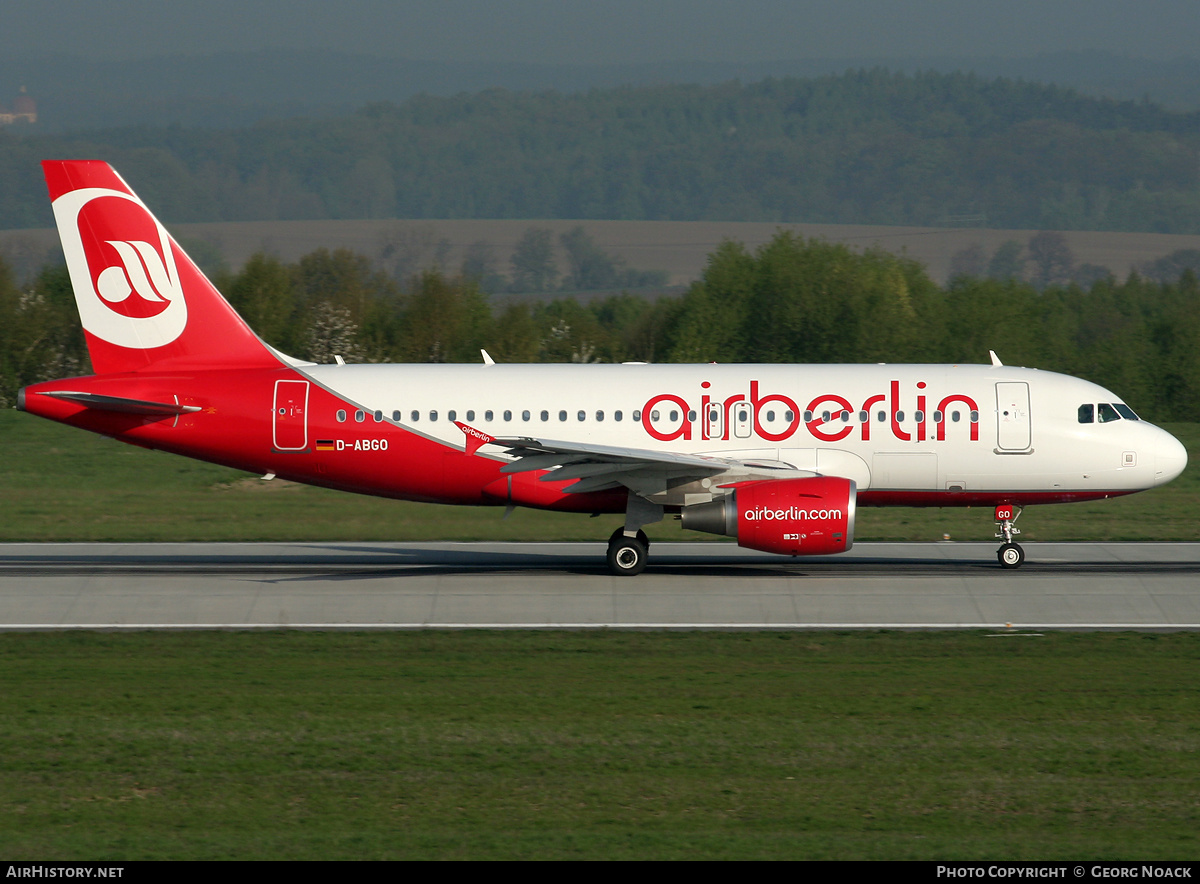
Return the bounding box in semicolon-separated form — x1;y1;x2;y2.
641;379;981;444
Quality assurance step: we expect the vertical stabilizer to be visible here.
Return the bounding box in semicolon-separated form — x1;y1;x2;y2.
43;160;280;374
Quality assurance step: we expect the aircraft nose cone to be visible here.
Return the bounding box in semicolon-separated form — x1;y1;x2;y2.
1154;429;1188;486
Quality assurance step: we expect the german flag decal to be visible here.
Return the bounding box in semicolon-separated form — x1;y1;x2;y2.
316;439;335;451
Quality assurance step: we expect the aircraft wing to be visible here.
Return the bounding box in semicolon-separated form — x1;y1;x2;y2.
464;427;802;495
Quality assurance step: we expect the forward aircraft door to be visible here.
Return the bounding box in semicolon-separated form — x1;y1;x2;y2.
995;382;1031;451
273;379;309;451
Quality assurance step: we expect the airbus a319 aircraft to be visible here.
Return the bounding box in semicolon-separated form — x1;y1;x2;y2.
18;161;1189;575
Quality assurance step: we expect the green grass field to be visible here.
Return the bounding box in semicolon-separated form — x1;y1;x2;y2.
1;410;1196;543
1;631;1198;860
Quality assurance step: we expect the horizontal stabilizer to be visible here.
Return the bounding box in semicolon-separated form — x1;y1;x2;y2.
38;390;201;416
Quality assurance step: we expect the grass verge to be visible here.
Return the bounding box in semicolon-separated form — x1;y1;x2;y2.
1;631;1198;860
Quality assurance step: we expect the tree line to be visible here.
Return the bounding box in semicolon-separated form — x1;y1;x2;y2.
948;232;1200;290
3;233;1198;423
4;70;1200;232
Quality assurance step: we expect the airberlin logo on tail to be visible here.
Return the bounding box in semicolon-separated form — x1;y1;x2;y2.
96;239;175;318
52;187;187;349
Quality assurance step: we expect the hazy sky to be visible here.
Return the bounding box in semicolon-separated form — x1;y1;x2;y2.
5;0;1200;64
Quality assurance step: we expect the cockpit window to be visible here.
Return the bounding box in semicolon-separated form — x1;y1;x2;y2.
1078;404;1094;424
1114;403;1140;421
1098;403;1121;423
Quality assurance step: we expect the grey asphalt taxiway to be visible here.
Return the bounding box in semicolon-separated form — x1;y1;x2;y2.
1;541;1198;630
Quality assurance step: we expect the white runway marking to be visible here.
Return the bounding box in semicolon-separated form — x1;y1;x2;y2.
4;622;1200;631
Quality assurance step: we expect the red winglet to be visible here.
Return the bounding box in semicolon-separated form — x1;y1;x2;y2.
455;421;495;456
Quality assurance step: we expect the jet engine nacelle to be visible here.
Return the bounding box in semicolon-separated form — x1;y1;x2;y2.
680;476;856;556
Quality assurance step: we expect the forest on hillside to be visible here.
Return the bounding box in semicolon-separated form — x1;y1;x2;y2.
3;70;1200;232
4;233;1198;423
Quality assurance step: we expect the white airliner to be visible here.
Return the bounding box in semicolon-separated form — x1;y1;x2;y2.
18;161;1189;575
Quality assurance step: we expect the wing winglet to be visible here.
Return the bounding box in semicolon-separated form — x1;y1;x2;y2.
455;421;495;456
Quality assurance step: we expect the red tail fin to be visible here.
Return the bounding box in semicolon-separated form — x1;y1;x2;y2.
43;160;280;374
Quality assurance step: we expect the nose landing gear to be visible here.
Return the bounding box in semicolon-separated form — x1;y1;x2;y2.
994;504;1025;569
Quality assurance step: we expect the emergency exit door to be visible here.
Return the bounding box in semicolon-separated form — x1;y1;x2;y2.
273;379;309;451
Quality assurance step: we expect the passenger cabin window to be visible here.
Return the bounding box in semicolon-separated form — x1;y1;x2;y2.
392;410;401;422
1078;404;1094;423
448;410;457;422
336;409;347;422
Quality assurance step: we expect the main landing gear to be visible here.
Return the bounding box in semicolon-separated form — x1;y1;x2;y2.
994;504;1025;569
607;528;650;576
606;492;663;576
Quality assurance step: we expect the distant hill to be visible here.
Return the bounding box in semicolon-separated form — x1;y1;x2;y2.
5;49;1200;133
3;71;1200;233
5;217;1198;296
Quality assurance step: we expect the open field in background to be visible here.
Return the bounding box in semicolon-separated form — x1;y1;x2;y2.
5;217;1200;289
0;410;1195;543
1;630;1198;860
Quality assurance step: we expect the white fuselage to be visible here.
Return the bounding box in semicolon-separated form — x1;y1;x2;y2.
303;361;1187;502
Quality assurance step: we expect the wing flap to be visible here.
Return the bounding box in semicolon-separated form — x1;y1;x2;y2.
459;425;813;499
494;435;734;473
480;432;781;496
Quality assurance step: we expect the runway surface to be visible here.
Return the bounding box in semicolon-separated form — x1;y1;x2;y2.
1;541;1198;630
